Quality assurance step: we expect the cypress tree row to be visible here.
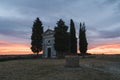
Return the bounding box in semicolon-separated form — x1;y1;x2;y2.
31;17;43;55
30;18;88;58
54;19;70;57
70;19;77;55
79;22;88;58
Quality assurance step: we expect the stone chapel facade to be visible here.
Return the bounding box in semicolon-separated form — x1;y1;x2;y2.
42;29;56;58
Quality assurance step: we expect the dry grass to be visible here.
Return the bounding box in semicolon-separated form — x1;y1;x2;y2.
0;56;120;80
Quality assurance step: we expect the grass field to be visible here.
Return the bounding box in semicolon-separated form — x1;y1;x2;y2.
0;55;120;80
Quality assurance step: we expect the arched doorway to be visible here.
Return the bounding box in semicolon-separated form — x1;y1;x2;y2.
47;48;51;58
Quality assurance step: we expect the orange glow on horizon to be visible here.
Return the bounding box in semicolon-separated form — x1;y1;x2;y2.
0;40;120;55
0;40;31;55
88;43;120;54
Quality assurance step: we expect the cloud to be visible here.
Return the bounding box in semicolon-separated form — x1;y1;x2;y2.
103;0;120;4
0;0;120;54
99;30;120;39
0;17;31;44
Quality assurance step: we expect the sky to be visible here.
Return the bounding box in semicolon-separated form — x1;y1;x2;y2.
0;0;120;55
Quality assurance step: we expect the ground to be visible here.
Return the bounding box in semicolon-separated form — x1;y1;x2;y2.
0;55;120;80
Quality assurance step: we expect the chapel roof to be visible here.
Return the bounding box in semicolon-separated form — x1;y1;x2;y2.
42;29;54;36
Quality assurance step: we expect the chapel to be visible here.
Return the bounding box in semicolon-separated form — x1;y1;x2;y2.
42;29;56;58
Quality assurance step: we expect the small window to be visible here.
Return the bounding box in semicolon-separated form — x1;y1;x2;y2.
48;40;50;43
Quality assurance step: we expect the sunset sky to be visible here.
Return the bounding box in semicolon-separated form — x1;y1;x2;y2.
0;0;120;55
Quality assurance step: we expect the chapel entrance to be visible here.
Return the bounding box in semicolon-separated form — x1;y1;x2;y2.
47;48;51;58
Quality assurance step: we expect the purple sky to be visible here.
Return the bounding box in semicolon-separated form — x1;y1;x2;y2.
0;0;120;54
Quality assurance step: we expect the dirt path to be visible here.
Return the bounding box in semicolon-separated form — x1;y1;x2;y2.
80;59;120;78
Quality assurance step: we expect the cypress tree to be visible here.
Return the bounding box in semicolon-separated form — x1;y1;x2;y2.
70;19;77;55
31;17;43;55
79;22;88;58
54;19;69;57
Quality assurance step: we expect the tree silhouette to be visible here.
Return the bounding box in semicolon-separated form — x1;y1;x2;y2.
79;22;88;58
31;17;43;55
54;19;69;57
70;19;77;55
